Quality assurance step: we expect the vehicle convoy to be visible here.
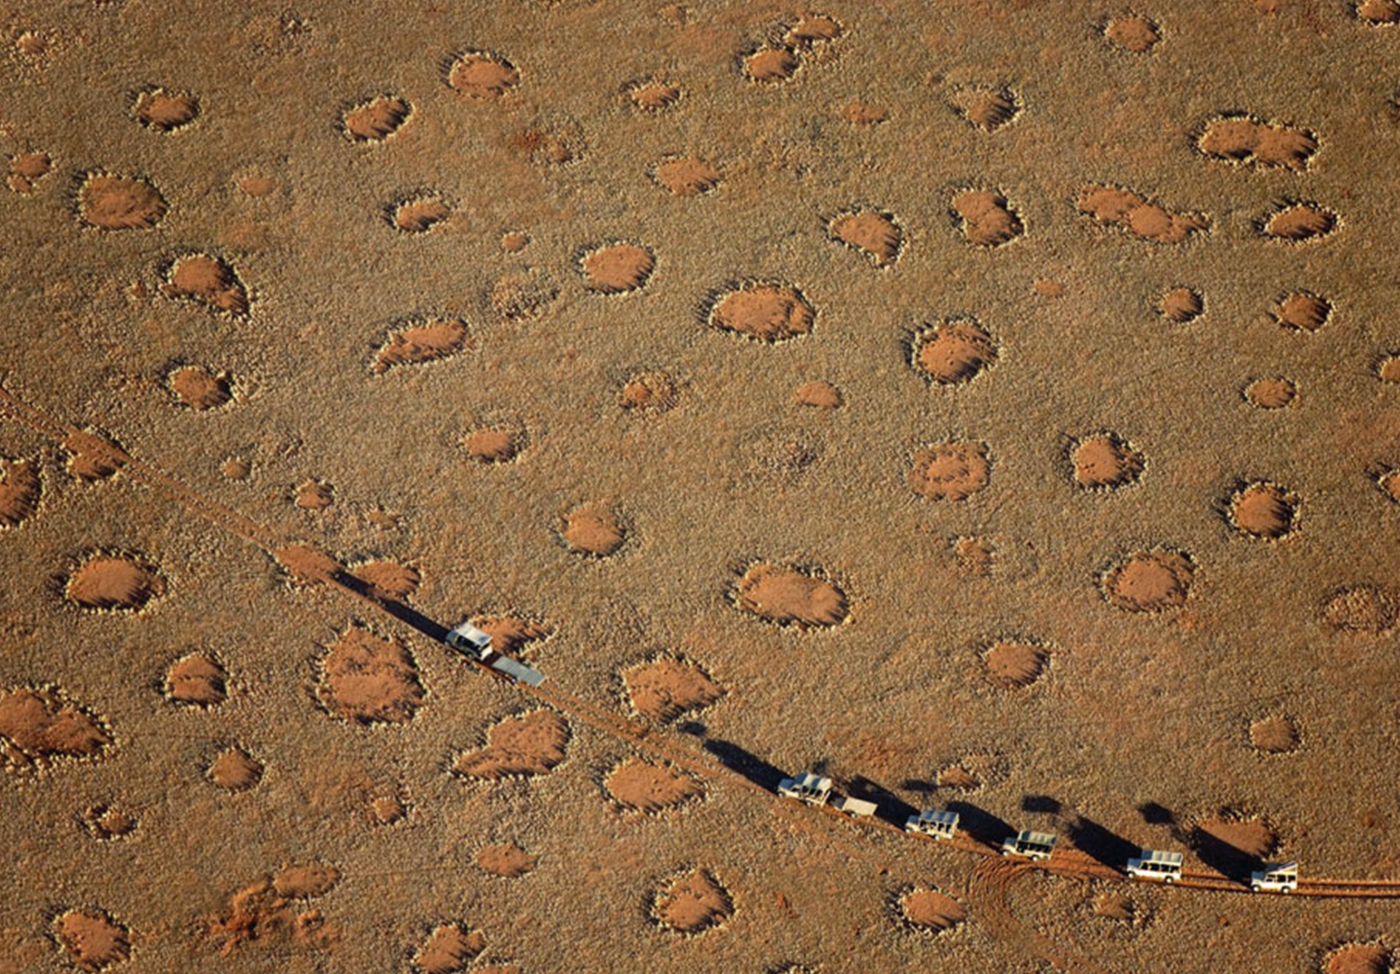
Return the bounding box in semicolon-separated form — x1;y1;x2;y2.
1126;849;1183;883
906;809;959;840
1251;862;1298;893
445;621;546;687
777;772;833;807
1002;830;1058;861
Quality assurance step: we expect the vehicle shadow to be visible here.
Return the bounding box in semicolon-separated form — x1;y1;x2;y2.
844;775;919;829
945;800;1015;849
336;570;450;642
701;739;788;792
1066;814;1139;871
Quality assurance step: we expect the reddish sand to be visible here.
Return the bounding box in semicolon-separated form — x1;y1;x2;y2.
732;563;848;629
66;553;165;611
1072;433;1145;490
949;85;1019;131
953;536;994;576
628;80;681;112
1077;185;1209;243
793;380;842;408
453;710;570;780
476;842;537;878
560;504;626;556
623;658;725;721
620;371;680;412
951;189;1024;246
1322;585;1397;633
1196;813;1279;859
447;51;519;98
828;210;902;265
316;626;425;725
461;428;521;463
1324;943;1391;974
54;911;130;972
165;654;227;706
744;48;799;83
1103;14;1161;52
391;196;451;233
7;150;50;193
1260;202;1337;241
206;872;341;955
652;868;733;934
273;863;340;899
1158;286;1204;322
912;320;998;384
471;615;551;655
207;747;263;791
169;366;232;409
133;88;200;131
273;544;339;584
984;641;1050;688
899;888;967;932
351;560;421;600
415;924;486;973
709;283;814;342
64;430;128;482
1228;482;1299;539
1250;715;1301;753
907;441;992;500
579;243;655;294
77;173;168;230
0;687;111;769
1244;376;1297;408
1197;115;1317;170
0;457;41;527
372;318;468;373
652;157;721;196
1272;291;1331;331
1101;549;1194;612
162;253;249;316
342;95;411;142
605;758;704;813
842;102;888;124
1357;0;1400;23
295;480;334;509
83;804;137;840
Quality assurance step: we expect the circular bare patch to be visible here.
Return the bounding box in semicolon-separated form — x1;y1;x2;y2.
169;366;232;410
78;173;167;230
652;868;734;935
390;195;451;233
579;243;655;293
785;13;843;47
651;157;721;196
165;654;227;706
744;47;799;83
908;441;991;500
447;50;519;98
1249;714;1300;754
342;94;411;142
414;924;485;974
709;283;814;343
453;710;570;780
134;87;199;131
621;371;680;412
1103;14;1161;52
911;319;998;385
952;189;1024;246
628;80;682;112
315;625;424;724
295;479;333;509
622;657;725;721
221;458;251;480
1158;286;1203;323
1101;549;1194;612
476;842;537;878
1322;585;1397;633
1228;481;1299;539
1260;202;1337;242
949;85;1019;131
560;504;626;556
83;804;137;840
66;553;165;611
462;428;521;463
54;910;130;972
1194;811;1278;859
0;456;41;528
732;562;848;629
373;317;468;373
0;686;112;770
1272;291;1331;332
899;888;967;932
1244;377;1296;408
351;560;420;601
794;380;842;408
207;746;263;790
605;758;704;813
162;253;249;316
1072;433;1145;490
984;640;1049;688
828;209;902;265
1324;941;1391;974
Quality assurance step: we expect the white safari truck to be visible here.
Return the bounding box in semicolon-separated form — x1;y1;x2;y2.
1001;830;1058;861
445;621;546;687
1250;862;1298;893
1126;849;1183;883
777;772;833;807
906;809;960;840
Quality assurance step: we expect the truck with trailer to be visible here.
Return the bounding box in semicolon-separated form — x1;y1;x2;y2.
445;621;546;687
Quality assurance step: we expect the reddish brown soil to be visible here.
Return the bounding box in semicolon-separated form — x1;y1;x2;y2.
842;102;888;124
0;457;41;527
652;868;733;934
475;843;537;878
273;862;340;898
1101;549;1195;612
652;157;721;196
1356;0;1400;23
1228;482;1299;539
1103;14;1161;52
828;210;902;265
1197;115;1317;170
415;924;485;973
471;615;551;655
951;189;1024;246
65;553;165;611
295;479;334;509
786;13;843;46
899;888;967;932
165;653;227;706
206;871;341;955
207;747;263;791
461;428;521;463
732;563;848;629
77;173;168;230
949;86;1019;131
605;758;704;813
1322;585;1397;633
1250;715;1301;753
709;283;814;342
161;254;249;316
342;95;411;142
1072;433;1145;489
793;380;842;408
912;319;998;384
316;626;425;725
1077;184;1209;242
1324;943;1391;974
579;243;655;293
391;196;451;233
351;560;421;600
169;366;232;410
560;504;626;556
1272;291;1331;331
1245;376;1297;408
744;48;799;83
447;51;518;98
372;318;468;373
623;658;724;721
453;710;569;780
984;641;1050;688
1260;202;1337;241
628;80;681;111
1196;813;1279;859
908;441;991;500
1158;286;1204;322
953;536;994;576
83;804;137;840
134;88;200;131
54;911;130;972
7;150;50;192
0;686;111;769
273;544;339;584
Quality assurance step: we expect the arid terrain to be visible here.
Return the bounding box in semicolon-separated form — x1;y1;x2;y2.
4;1;1400;971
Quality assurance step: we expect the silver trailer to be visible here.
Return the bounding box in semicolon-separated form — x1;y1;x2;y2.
444;620;545;687
1126;849;1183;883
1001;829;1058;861
1250;862;1298;893
906;809;960;840
777;772;833;806
832;796;878;818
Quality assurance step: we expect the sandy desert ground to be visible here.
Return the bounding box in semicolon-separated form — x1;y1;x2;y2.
4;0;1400;971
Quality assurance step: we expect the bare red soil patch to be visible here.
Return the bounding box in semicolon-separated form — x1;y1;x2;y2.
1158;286;1203;323
1195;811;1279;859
842;101;888;124
1271;291;1331;332
0;456;41;527
744;47;799;83
1197;114;1316;171
1259;202;1337;241
951;189;1024;246
652;868;734;934
316;625;425;725
1377;469;1400;504
1077;184;1208;243
476;842;537;878
0;686;112;771
1249;714;1300;754
1092;892;1139;922
623;657;724;721
351;560;420;600
454;710;570;780
461;428;522;463
1322;585;1397;633
953;536;995;576
207;746;263;791
294;479;333;509
133;87;199;131
273;862;340;899
342;95;411;142
560;504;626;556
273;544;339;585
54;910;130;972
390;196;451;233
949;85;1019;131
78;172;167;229
984;641;1050;688
579;243;655;293
1103;14;1160;52
899;887;967;932
65;430;127;481
794;380;842;408
1378;355;1400;383
709;283;815;342
447;50;519;98
1072;433;1144;490
732;563;848;629
652;157;721;196
1244;376;1296;408
66;552;165;611
1228;482;1299;539
1356;0;1400;24
471;615;551;656
628;80;682;112
908;441;992;500
828;209;902;265
83;803;137;840
165;653;227;706
786;13;843;47
169;365;232;409
606;758;704;813
8;150;50;193
621;370;680;412
414;924;485;973
162;253;249;316
1101;549;1194;612
206;870;341;956
911;319;998;385
1324;942;1391;974
373;317;468;373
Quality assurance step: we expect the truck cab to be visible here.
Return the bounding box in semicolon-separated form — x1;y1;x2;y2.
1001;830;1058;861
446;622;493;660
